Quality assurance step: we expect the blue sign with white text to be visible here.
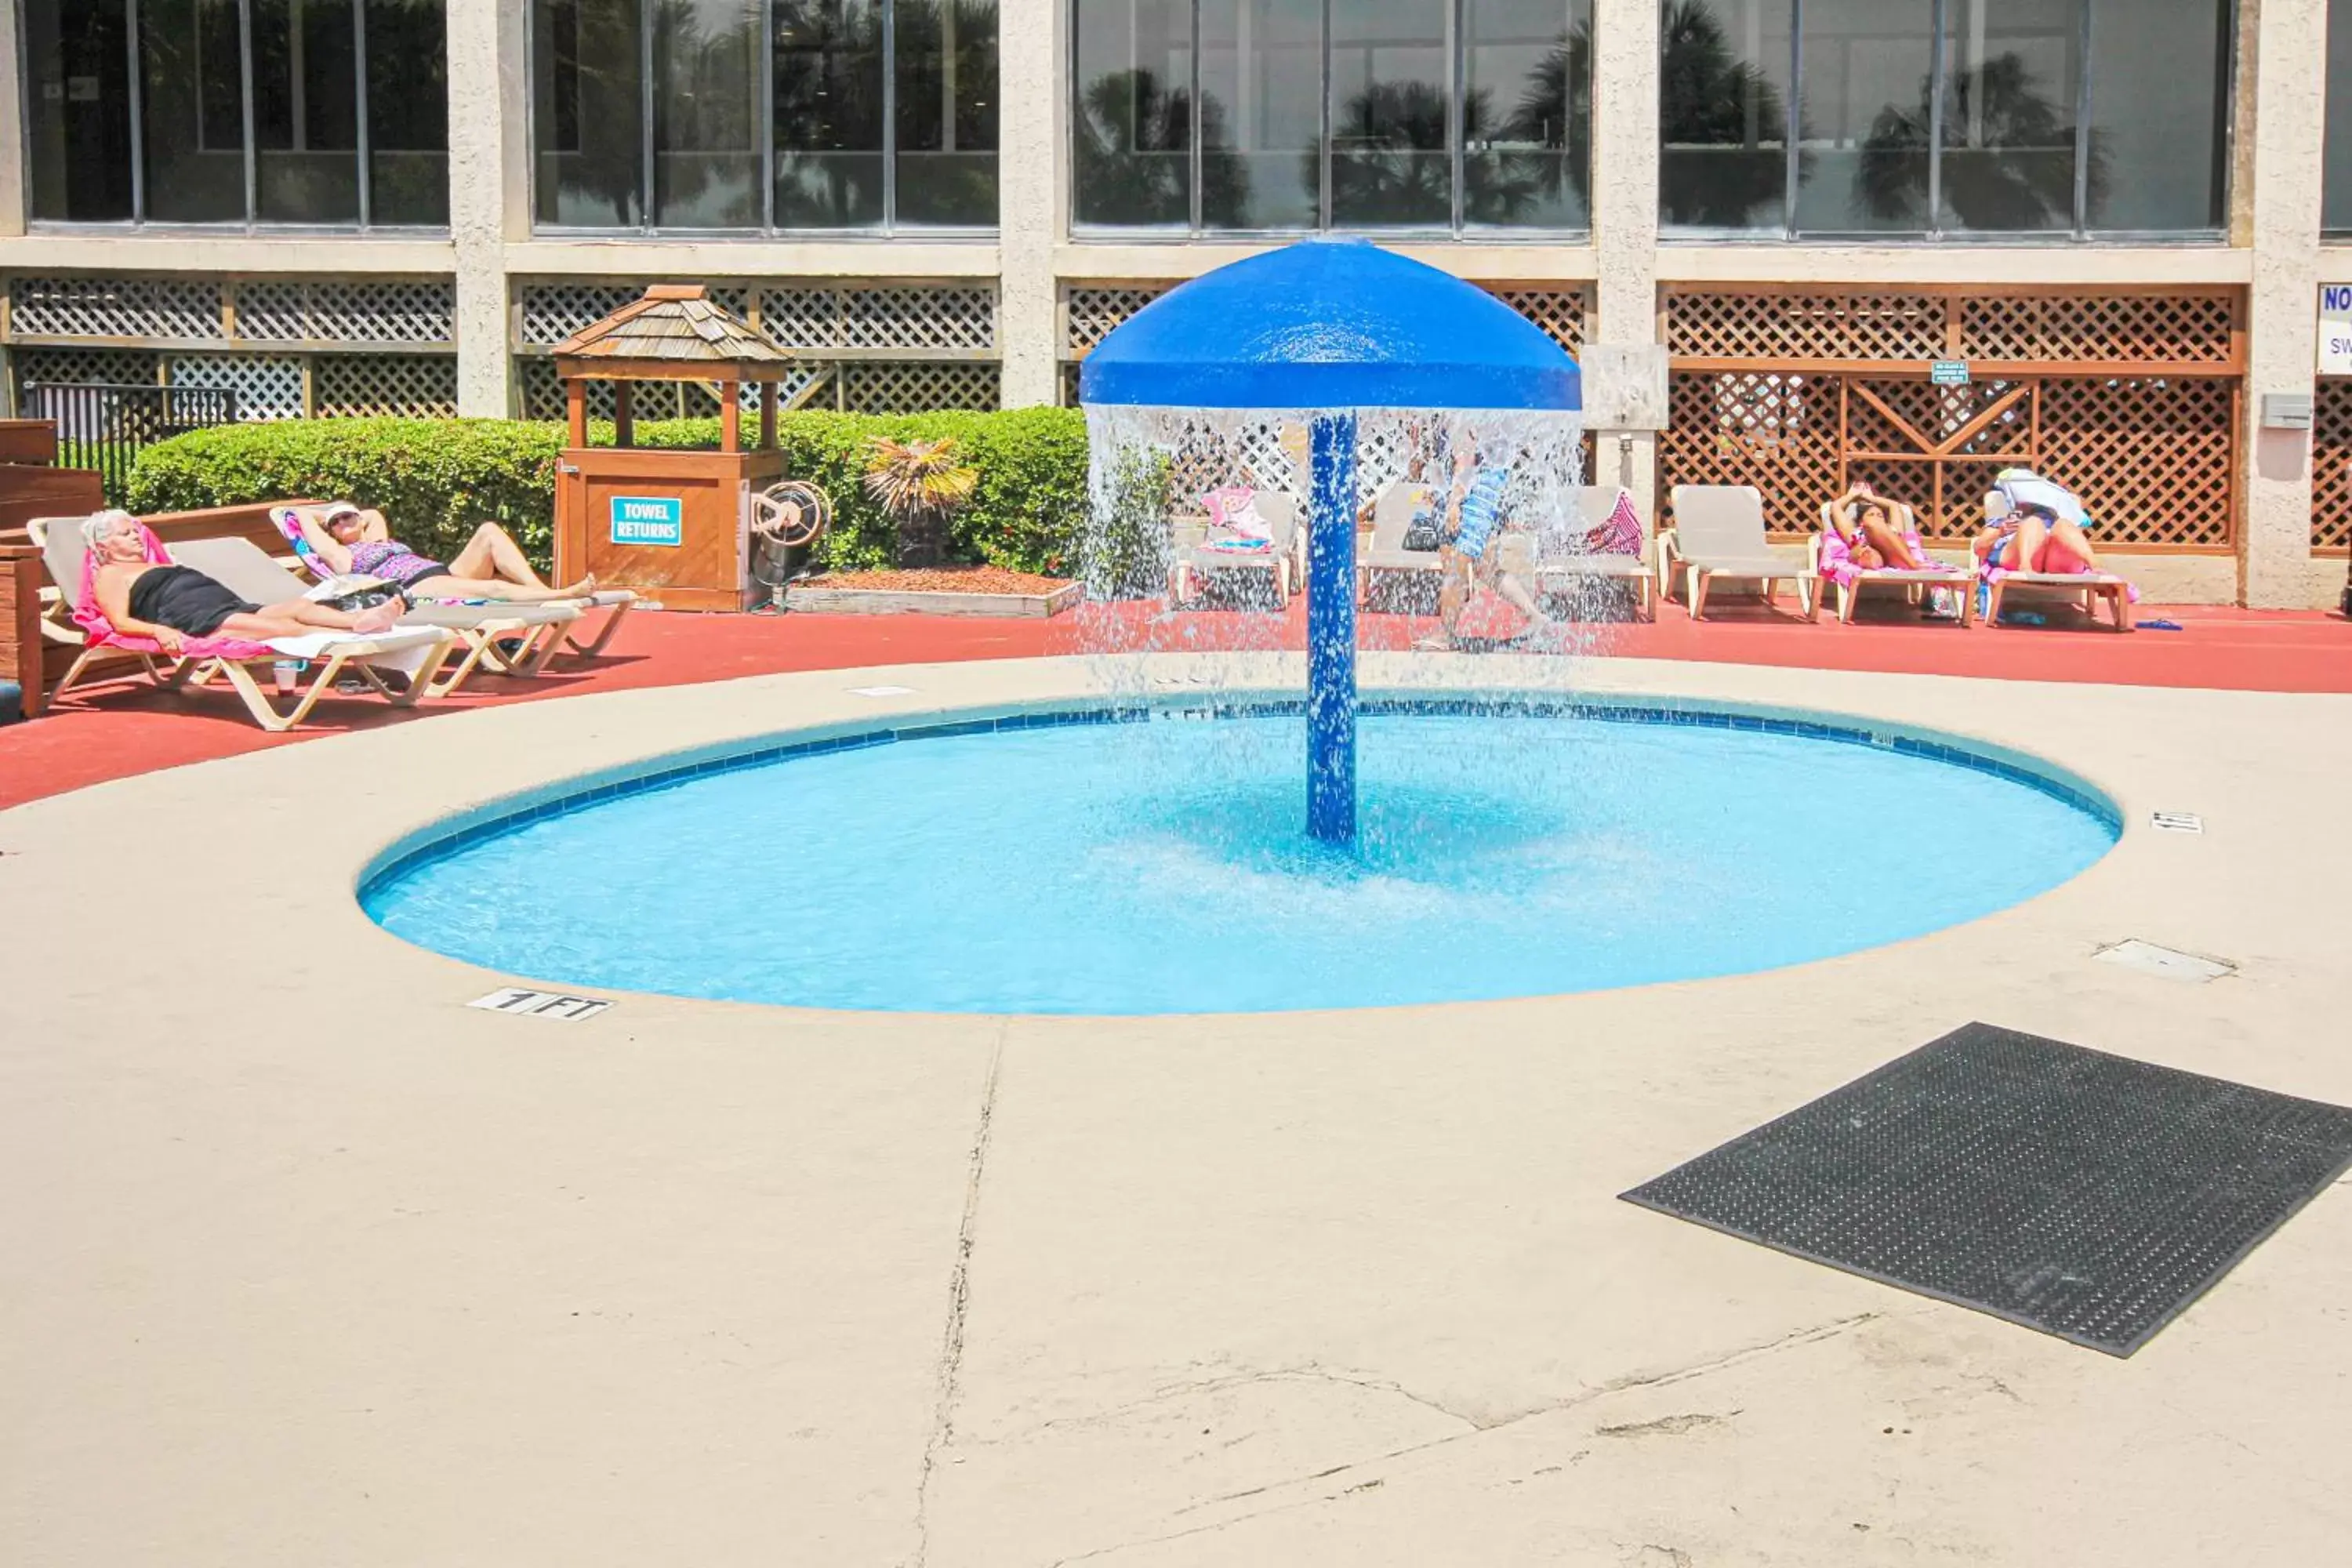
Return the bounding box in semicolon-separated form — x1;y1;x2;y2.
609;495;683;546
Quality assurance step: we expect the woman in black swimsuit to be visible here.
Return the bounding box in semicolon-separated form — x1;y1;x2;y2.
82;510;405;653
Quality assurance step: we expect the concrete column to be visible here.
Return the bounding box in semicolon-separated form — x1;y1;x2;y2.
0;0;27;238
1587;0;1662;521
445;0;529;417
2241;0;2330;607
996;0;1063;406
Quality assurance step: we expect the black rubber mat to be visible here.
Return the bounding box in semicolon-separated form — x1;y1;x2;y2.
1622;1022;2352;1356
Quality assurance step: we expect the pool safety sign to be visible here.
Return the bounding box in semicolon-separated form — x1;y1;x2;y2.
610;495;683;546
1931;360;1971;387
2320;286;2352;375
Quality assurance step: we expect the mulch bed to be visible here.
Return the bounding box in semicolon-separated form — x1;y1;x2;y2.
804;566;1074;596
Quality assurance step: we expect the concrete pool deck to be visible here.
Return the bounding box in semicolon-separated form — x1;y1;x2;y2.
2;652;2348;1566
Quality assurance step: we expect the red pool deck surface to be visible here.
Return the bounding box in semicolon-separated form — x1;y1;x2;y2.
3;598;2346;811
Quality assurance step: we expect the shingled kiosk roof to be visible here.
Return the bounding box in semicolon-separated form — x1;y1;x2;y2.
552;284;790;378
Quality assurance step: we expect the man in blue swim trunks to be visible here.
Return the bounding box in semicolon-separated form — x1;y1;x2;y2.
1418;447;1555;650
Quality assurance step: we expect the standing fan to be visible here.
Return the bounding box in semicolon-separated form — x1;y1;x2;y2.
748;479;833;612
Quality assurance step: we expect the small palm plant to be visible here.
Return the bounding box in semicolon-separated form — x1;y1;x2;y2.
861;435;979;568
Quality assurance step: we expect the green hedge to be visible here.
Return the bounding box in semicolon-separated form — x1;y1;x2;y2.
125;408;1093;576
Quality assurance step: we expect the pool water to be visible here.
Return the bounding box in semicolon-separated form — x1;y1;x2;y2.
365;710;2117;1014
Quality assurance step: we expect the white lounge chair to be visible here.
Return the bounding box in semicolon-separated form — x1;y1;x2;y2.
28;517;456;731
1527;485;1657;619
1170;491;1301;607
1983;568;2136;632
270;503;642;659
1355;480;1448;606
172;535;583;695
1661;486;1820;621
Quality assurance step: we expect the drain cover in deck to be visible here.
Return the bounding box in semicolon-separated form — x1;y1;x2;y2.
1622;1023;2352;1356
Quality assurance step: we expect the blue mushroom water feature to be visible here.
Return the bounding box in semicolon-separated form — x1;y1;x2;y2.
1079;238;1583;844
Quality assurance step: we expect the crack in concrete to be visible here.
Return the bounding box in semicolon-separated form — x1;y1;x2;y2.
1057;1312;1882;1563
1595;1410;1738;1439
966;1364;1483;1454
907;1025;1008;1568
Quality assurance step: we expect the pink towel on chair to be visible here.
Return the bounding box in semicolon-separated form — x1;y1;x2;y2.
74;522;276;659
1818;527;1963;590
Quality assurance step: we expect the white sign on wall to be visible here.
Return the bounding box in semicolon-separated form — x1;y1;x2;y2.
1578;345;1671;431
2319;285;2352;375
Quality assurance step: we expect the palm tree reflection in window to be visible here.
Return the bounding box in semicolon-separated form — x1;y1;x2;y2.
1072;70;1249;226
1318;82;1477;227
1657;0;1799;229
1490;22;1592;226
772;0;885;227
1859;52;2103;231
1070;8;1609;230
1314;36;1584;228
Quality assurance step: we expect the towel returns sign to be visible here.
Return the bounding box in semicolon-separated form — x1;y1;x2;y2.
609;495;683;546
2320;286;2352;375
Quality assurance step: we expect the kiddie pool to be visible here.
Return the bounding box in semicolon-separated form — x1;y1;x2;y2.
361;695;2118;1016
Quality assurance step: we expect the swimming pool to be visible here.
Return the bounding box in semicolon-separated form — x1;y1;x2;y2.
363;699;2118;1014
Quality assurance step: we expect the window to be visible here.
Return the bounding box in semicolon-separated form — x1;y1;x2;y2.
21;0;449;227
1073;0;1594;234
532;0;999;232
1658;0;2230;239
2329;0;2352;234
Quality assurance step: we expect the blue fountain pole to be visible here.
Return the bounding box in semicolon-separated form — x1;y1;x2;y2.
1305;412;1359;844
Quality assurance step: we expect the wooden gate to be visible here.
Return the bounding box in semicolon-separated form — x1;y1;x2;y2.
1658;286;2244;551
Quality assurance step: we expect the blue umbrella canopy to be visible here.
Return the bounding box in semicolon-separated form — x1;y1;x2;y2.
1080;239;1581;412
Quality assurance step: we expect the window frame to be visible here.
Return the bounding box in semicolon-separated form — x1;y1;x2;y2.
1067;0;1594;241
14;0;450;232
525;0;1001;238
1657;0;2237;245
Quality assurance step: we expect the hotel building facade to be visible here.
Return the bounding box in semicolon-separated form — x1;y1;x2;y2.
3;0;2349;604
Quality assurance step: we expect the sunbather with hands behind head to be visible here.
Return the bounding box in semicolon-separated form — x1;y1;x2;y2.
292;501;596;604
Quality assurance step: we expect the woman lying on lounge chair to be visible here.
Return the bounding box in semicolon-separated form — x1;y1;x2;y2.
292;501;596;604
1975;490;2107;576
1826;483;1936;572
83;510;403;655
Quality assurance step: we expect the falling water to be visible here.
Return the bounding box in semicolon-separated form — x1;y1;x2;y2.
1070;401;1599;849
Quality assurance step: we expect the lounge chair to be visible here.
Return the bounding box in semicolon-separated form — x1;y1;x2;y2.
269;503;641;659
1810;500;1973;626
1981;565;2136;632
28;517;456;731
1660;486;1820;621
1527;485;1657;618
172;535;583;695
1975;481;2136;631
1355;480;1448;606
1169;491;1301;607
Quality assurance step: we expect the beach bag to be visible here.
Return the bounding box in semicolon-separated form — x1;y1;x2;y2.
1402;492;1444;552
316;584;405;613
1584;488;1642;556
305;573;404;612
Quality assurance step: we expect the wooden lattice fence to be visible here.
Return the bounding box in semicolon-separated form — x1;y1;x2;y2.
2;274;461;422
2313;379;2352;554
1660;285;2244;552
1059;282;1588;361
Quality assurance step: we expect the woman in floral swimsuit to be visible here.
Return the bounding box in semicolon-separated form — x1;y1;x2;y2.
296;501;596;603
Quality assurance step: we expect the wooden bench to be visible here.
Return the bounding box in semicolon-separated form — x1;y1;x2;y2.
0;543;43;719
0;420;61;466
0;466;104;543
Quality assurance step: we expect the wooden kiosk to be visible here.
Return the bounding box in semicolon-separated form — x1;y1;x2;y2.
552;285;793;612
